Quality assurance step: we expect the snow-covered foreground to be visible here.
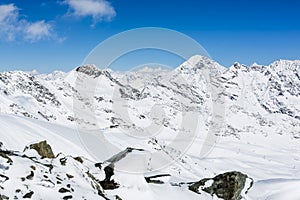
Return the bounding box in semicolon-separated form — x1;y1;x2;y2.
1;55;300;199
1;113;300;199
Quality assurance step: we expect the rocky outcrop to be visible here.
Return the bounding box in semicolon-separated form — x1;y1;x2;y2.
100;165;119;190
145;174;171;184
1;140;257;200
189;171;253;200
75;64;102;77
29;140;55;158
0;142;112;200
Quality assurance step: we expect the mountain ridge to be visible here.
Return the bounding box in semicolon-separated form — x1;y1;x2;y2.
0;55;300;199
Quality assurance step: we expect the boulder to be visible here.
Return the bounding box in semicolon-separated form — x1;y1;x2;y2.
189;171;253;200
29;141;55;159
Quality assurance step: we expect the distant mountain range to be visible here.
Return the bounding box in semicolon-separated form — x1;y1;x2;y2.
0;56;299;199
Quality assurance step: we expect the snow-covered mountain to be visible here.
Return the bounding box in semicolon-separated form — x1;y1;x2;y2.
0;55;300;199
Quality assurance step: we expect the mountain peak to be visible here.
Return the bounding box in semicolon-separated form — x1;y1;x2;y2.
75;64;102;77
184;55;215;67
177;55;226;74
269;59;300;72
230;62;249;71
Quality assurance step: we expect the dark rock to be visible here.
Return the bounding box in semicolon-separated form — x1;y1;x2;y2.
95;162;102;169
29;141;55;158
26;171;34;180
0;174;9;182
73;156;83;163
189;171;253;200
59;187;70;193
0;151;13;163
0;195;9;200
67;116;75;121
60;157;67;166
116;195;122;200
63;195;73;200
145;174;171;184
23;191;34;198
66;174;74;179
110;125;119;129
100;165;119;190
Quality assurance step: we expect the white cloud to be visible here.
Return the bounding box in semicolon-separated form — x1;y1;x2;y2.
64;0;116;24
24;21;52;42
0;4;17;22
0;4;54;42
0;4;20;41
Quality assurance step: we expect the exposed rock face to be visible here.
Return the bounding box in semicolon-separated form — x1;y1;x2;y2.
29;141;55;158
189;171;253;200
145;174;171;184
75;64;102;77
100;165;119;190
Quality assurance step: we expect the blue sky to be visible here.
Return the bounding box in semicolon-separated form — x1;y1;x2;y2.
0;0;299;72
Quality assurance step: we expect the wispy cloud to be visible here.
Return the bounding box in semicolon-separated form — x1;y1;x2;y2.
0;4;56;42
63;0;116;25
24;21;52;42
0;4;21;41
0;3;17;22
